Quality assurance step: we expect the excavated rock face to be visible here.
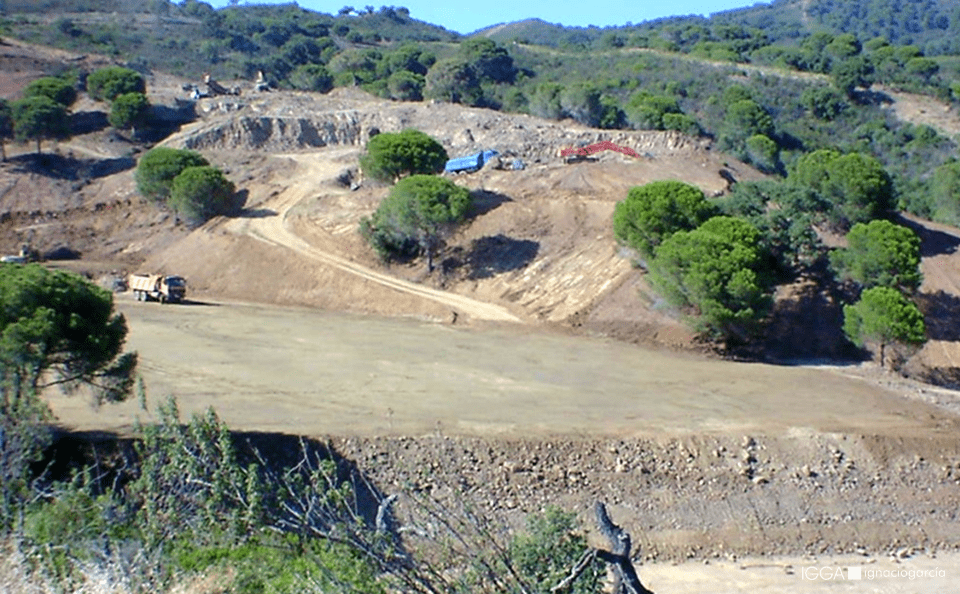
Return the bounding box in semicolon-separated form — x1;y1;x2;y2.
176;111;367;151
165;89;708;164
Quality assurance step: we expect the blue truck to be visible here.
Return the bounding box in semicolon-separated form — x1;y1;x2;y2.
444;149;500;174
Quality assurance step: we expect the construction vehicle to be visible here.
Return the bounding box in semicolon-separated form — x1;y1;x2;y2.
560;141;640;163
444;149;500;174
128;273;187;304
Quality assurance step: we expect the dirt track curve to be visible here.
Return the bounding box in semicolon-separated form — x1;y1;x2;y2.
224;152;521;323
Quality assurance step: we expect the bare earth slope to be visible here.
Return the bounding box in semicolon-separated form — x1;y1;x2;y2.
141;86;758;344
5;42;960;582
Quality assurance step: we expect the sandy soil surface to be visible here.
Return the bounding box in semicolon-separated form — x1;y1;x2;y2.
642;551;958;593
48;297;960;439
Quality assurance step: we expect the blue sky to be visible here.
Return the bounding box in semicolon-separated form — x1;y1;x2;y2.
204;1;772;35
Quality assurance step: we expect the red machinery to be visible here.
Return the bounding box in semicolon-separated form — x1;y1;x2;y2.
560;140;641;160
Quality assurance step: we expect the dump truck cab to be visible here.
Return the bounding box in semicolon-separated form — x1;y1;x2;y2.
162;276;187;303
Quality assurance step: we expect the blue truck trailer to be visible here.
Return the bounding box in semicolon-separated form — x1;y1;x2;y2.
444;149;500;174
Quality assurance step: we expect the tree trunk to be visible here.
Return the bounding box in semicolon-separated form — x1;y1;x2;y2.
594;502;655;594
879;342;886;369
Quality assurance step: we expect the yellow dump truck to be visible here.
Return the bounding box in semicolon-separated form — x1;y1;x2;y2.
128;273;187;304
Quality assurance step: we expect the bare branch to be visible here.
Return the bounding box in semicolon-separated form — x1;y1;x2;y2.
550;548;598;593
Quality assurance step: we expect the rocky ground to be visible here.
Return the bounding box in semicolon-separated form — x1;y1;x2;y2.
333;430;960;562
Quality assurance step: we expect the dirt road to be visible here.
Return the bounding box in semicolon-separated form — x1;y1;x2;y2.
49;297;959;439
223;152;521;323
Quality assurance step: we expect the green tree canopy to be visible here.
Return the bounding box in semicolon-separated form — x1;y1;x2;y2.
649;216;772;341
386;70;425;101
329;48;382;85
508;507;602;594
359;129;447;183
135;147;210;202
791;148;840;190
801;86;848;121
791;149;893;229
843;286;926;368
527;83;563;120
905;57;939;82
10;96;70;153
830;219;922;292
86;66;146;102
458;38;516;84
168;165;236;227
720;180;825;273
423;59;483;106
823;152;894;226
0;264;136;404
724;98;775;139
559;84;602;127
288;64;334;93
625;92;682;130
377;43;435;77
613;180;718;260
360;174;471;271
22;76;77;107
831;56;875;97
745;134;779;173
928;160;960;225
108;92;150;136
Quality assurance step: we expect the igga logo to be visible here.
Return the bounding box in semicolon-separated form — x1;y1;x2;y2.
801;566;859;580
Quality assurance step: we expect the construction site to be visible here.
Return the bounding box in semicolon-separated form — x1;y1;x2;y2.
3;37;960;592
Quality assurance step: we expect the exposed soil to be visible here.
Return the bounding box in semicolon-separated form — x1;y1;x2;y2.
5;37;960;585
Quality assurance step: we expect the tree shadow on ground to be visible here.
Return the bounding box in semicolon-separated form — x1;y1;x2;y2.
442;234;539;280
467;189;512;219
855;88;894;107
71;110;110;135
229;190;278;218
8;152;135;180
236;208;278;218
895;214;960;258
178;299;221;307
740;262;864;363
916;290;960;341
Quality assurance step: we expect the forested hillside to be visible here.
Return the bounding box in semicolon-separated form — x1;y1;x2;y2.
0;0;957;222
2;0;958;223
714;0;960;54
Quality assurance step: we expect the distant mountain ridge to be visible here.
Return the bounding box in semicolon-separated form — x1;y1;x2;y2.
473;18;604;46
475;0;960;55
